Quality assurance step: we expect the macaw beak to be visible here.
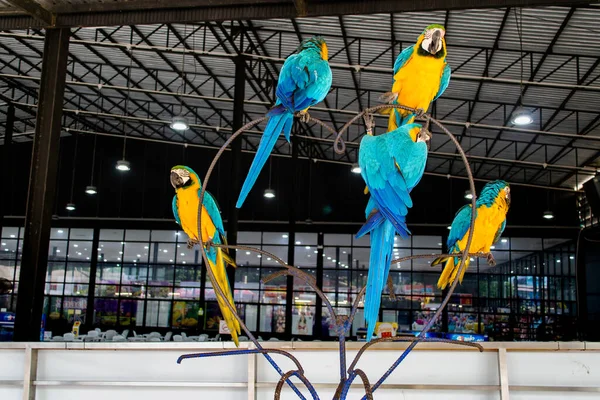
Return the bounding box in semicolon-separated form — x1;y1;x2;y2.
170;171;183;189
429;30;442;54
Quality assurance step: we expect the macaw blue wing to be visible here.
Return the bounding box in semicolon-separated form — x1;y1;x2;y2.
447;204;475;250
433;63;451;101
393;45;414;75
493;219;506;245
201;190;226;239
172;195;181;225
275;53;331;112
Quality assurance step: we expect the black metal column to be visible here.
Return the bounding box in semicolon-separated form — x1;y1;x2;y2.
0;103;14;236
314;232;324;338
14;28;71;342
84;228;100;332
285;132;299;338
226;55;246;289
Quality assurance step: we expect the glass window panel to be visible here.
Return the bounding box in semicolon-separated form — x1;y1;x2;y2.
294;269;316;291
293;291;315;306
120;299;143;326
261;246;287;266
412;272;442;297
350;247;370;269
0;259;16;281
98;241;123;263
243;304;258;332
543;238;570;248
124;242;150;263
151;230;178;243
238;231;261;245
44;296;63;322
65;263;91;283
295;246;316;267
49;228;67;240
511;238;542;251
235;267;260;291
62;297;87;324
150;242;176;264
260;305;286;333
234;288;260;303
176;247;197;265
1;227;19;239
412;236;442;249
294;232;317;246
172;286;201;300
70;229;93;241
448;312;479;333
260;267;286;289
263;232;288;245
324;234;351;246
100;229;124;241
175;266;200;283
172;301;200;328
292;305;314;335
94;298;118;326
68;241;92;261
95;284;117;297
236;248;261;267
118;285;144;298
125;229;150;241
0;239;18;257
64;283;89;296
96;263;122;284
48;240;67;260
46;261;66;282
352;234;370;247
45;282;64;295
147;286;173;299
388;271;412;295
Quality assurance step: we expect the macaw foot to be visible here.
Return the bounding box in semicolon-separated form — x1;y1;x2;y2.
415;108;426;118
187;239;199;249
363;111;374;134
487;253;497;267
295;110;311;123
379;91;398;104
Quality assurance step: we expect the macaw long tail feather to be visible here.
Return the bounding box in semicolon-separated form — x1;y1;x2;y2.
436;255;470;290
236;111;294;208
208;249;241;346
365;219;395;342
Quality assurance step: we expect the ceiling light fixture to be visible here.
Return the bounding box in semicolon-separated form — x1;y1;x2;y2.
511;107;533;126
170;115;189;131
65;203;76;211
116;159;131;171
85;185;97;195
264;188;275;199
351;163;361;174
464;190;473;200
543;210;554;220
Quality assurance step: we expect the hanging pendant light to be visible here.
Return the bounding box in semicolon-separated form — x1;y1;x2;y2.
117;32;133;173
171;23;190;132
351;163;361;174
264;158;276;199
86;131;98;195
464;190;473;200
511;8;533;127
66;132;79;213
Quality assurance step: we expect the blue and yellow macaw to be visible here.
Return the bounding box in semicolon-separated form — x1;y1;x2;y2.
382;24;451;131
356;123;431;342
432;180;511;289
236;36;332;208
170;165;240;346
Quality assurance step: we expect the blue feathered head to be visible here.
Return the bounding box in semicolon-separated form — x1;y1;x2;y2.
297;36;328;60
477;180;510;208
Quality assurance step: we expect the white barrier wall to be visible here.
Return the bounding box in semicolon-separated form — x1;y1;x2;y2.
0;341;599;400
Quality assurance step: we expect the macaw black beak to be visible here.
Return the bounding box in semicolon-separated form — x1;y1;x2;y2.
170;172;182;189
429;30;442;54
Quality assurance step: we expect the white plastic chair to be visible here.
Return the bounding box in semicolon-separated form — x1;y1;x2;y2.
164;332;173;342
63;333;75;342
112;335;126;342
104;330;118;341
147;332;161;339
148;337;161;342
173;335;183;342
121;329;129;339
198;334;208;342
85;331;99;342
52;336;64;342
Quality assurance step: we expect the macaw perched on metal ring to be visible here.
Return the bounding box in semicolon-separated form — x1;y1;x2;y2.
432;180;511;290
236;36;332;208
170;165;241;346
381;24;451;131
355;123;431;342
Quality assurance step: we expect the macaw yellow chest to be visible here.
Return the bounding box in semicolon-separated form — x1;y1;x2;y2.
393;55;446;112
457;203;507;253
176;188;216;242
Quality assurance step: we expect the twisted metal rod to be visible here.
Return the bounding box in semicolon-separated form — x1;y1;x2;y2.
193;116;313;400
177;348;305;372
180;104;483;400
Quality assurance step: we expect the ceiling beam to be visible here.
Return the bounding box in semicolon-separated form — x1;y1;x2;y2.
0;0;591;30
5;0;53;26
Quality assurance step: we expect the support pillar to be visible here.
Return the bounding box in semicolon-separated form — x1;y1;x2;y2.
285;132;298;338
226;56;246;290
0;103;14;236
314;232;324;338
14;28;70;341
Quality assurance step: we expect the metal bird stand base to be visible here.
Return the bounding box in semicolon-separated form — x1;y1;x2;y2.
177;104;489;399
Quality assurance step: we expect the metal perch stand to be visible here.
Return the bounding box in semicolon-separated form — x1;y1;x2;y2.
177;104;486;399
